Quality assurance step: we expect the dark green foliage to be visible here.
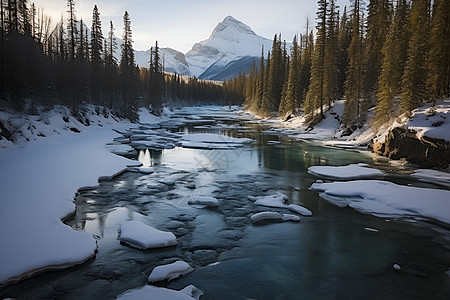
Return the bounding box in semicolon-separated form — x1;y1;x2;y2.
426;0;450;99
400;0;431;113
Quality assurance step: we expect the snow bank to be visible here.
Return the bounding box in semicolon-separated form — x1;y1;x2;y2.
310;180;450;224
411;169;450;188
308;163;384;180
0;107;135;285
118;220;177;249
407;100;450;141
116;284;203;300
253;193;312;216
188;196;219;208
148;261;193;283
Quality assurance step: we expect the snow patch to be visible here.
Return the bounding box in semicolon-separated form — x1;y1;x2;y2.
411;169;450;188
253;192;312;216
148;261;194;283
188;196;219;208
310;180;450;224
116;284;203;300
308;163;384;180
118;220;177;249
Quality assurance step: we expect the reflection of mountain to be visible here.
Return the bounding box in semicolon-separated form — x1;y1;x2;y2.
133;16;272;80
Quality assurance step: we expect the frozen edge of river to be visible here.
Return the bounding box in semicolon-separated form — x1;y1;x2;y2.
0;109;143;286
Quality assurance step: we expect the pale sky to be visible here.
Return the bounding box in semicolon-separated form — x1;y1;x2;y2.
32;0;351;53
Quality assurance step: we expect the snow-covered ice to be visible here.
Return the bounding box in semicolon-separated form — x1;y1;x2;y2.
116;284;203;300
393;264;402;271
0;106;135;285
180;133;253;150
411;169;450;188
148;261;194;283
250;211;283;223
250;212;301;223
253;192;312;216
188;196;219;208
310;180;450;224
308;163;384;180
118;220;177;250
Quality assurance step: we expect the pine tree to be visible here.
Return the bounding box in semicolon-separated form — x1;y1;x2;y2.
362;0;391;97
256;46;265;111
305;0;328;122
426;0;450;99
279;34;300;117
375;0;409;125
66;0;77;61
266;34;284;112
299;27;313;106
90;4;103;103
343;0;364;126
324;0;339;107
119;10;138;120
337;6;351;98
400;0;431;113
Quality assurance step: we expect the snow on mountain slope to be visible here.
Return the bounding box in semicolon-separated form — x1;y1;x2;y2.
160;48;193;76
185;16;272;79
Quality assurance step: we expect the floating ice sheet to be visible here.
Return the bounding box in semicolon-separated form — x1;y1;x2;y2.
148;261;193;283
308;163;384;180
116;284;203;300
310;180;450;224
411;169;450;188
118;220;177;249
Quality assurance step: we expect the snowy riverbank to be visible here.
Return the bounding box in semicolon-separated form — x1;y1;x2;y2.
249;99;450;169
0;106;162;285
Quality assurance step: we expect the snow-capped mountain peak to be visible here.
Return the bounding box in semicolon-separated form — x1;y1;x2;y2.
185;16;272;79
210;15;256;38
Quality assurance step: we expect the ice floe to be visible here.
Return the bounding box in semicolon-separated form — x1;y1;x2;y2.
116;284;203;300
118;220;177;249
180;133;253;150
188;196;219;208
148;260;193;283
310;180;450;224
253;192;312;216
250;211;283;223
250;212;301;224
411;169;450;188
308;163;384;180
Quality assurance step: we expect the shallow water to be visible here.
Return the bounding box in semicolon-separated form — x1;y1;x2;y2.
1;107;450;299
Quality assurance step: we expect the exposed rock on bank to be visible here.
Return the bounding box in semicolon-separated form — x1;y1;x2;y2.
371;126;449;168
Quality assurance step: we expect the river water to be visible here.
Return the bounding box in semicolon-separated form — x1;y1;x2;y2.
1;106;449;299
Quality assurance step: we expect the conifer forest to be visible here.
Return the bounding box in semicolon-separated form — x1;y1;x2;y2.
1;0;449;129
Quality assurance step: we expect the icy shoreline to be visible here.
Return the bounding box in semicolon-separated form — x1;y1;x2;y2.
0;106;148;286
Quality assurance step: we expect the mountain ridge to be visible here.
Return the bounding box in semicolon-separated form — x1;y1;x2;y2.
134;16;272;80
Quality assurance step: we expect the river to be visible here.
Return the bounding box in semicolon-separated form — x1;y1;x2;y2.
1;106;449;299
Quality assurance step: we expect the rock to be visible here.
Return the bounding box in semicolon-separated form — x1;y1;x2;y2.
371;127;450;168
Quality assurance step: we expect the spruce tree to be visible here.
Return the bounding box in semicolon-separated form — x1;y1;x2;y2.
362;0;391;97
426;0;450;99
375;0;409;125
305;0;328;122
400;0;430;113
119;11;138;120
337;6;351;98
343;0;364;126
66;0;77;61
324;0;339;107
90;4;103;103
279;34;300;117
